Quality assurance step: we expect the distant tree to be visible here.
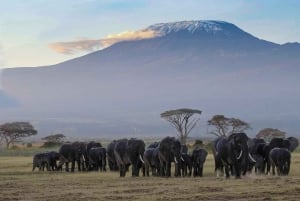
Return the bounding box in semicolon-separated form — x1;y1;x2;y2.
256;128;286;142
0;122;37;149
160;108;202;144
207;115;251;137
42;133;66;147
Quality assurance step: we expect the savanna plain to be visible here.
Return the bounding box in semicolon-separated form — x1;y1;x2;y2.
1;144;300;201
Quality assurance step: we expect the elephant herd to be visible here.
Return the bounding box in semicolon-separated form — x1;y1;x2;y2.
213;133;298;178
32;134;298;179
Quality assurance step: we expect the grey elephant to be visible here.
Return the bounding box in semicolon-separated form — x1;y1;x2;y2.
59;142;86;172
247;138;267;174
192;148;207;177
114;138;145;177
143;147;160;176
213;133;249;178
158;136;182;177
88;147;107;171
181;153;193;177
269;147;291;176
32;151;61;171
107;140;119;171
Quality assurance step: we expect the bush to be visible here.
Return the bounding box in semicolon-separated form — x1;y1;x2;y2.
26;143;33;148
41;141;62;148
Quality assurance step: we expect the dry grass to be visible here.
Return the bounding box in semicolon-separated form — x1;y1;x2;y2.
1;153;300;201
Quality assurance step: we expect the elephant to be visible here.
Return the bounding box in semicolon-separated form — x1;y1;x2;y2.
213;132;249;179
158;136;182;177
269;147;291;176
32;151;61;171
143;147;160;176
247;138;267;174
88;147;107;171
114;138;145;177
32;152;50;171
264;138;291;175
107;140;119;171
212;136;225;177
191;148;207;177
147;142;160;148
85;141;102;170
59;142;86;172
287;137;299;152
181;153;192;177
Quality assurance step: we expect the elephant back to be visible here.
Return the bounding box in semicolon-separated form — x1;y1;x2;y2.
269;138;290;150
59;143;76;159
87;141;102;153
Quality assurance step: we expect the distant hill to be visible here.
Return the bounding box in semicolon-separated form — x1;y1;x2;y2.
0;90;19;108
1;20;300;137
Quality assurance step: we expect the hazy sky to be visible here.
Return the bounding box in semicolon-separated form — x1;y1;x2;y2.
1;0;300;68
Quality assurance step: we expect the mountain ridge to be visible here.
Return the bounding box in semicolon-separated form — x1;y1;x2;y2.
1;20;300;137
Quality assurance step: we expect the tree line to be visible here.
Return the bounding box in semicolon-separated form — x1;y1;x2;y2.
0;108;290;149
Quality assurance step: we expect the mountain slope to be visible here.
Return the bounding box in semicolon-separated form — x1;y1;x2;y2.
2;20;300;137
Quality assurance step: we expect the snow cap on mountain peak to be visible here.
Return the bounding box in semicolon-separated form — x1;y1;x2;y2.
144;20;233;35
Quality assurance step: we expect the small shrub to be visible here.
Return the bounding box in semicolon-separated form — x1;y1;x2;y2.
41;141;62;148
26;143;33;148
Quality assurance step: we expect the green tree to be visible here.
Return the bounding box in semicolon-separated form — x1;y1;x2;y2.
256;128;286;142
207;115;251;137
42;133;66;147
0;122;37;149
160;108;202;144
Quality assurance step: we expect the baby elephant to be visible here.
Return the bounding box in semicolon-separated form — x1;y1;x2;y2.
269;147;291;176
32;151;61;171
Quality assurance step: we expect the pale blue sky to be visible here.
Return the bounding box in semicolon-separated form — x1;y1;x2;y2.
0;0;300;68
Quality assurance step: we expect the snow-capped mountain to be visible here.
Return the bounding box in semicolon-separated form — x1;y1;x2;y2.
144;20;254;39
1;20;300;137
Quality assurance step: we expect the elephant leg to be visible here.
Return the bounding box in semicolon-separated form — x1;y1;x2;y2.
121;165;127;177
76;160;81;171
131;164;137;177
234;163;241;179
267;160;271;175
166;162;171;177
65;162;69;172
224;166;230;178
200;167;203;177
71;161;75;172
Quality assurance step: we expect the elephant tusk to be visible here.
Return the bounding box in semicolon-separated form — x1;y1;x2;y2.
237;150;243;160
181;156;185;162
82;154;86;162
139;154;145;164
174;157;178;164
249;153;256;163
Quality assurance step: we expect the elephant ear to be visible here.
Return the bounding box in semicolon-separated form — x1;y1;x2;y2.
287;137;299;152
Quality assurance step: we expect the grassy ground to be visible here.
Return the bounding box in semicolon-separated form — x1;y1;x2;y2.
1;152;300;201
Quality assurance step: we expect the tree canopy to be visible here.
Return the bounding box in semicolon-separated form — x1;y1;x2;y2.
160;108;202;144
0;122;37;149
42;133;65;147
256;128;286;142
207;115;251;137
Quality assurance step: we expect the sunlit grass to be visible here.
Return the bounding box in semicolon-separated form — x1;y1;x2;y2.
1;151;300;200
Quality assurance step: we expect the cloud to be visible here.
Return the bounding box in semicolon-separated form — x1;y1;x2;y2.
49;30;158;54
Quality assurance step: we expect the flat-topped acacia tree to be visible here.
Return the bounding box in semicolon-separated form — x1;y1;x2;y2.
160;108;202;144
0;122;37;149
